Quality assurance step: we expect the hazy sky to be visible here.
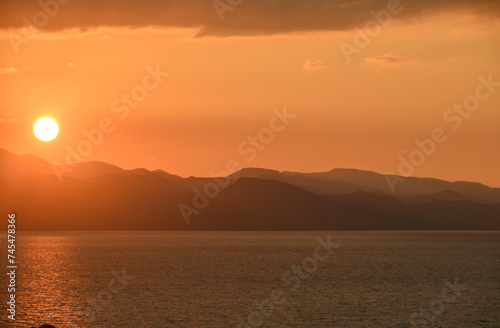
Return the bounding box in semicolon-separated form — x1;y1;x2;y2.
1;0;499;186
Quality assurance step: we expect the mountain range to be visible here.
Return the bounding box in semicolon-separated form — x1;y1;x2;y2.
1;148;499;231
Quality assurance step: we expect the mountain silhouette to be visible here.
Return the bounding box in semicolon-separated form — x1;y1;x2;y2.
1;148;499;231
234;167;500;203
403;189;491;204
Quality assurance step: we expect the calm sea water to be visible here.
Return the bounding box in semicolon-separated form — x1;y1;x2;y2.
1;231;499;327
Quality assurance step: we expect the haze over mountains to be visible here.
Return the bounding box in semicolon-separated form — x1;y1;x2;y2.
1;148;499;231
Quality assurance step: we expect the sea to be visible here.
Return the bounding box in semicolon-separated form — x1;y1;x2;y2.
1;231;499;327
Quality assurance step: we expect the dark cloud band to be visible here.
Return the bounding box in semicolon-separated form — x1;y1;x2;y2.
1;0;499;36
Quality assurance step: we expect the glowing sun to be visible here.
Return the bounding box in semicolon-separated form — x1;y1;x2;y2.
34;117;59;141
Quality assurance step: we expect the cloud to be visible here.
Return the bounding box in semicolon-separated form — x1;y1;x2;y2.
0;0;499;37
0;26;192;42
0;118;17;123
365;53;417;66
0;67;18;74
338;1;364;8
66;62;79;69
303;58;327;70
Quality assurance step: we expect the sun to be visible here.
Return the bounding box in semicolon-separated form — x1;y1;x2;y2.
34;117;59;142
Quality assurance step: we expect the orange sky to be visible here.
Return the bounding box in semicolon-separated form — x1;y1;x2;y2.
0;1;499;186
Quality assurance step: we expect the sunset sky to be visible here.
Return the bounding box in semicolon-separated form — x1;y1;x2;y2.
0;0;499;186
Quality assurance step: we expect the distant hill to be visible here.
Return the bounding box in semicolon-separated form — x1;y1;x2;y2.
0;148;183;181
315;168;500;202
403;190;491;204
0;148;499;231
233;168;362;195
234;167;500;203
0;148;55;178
